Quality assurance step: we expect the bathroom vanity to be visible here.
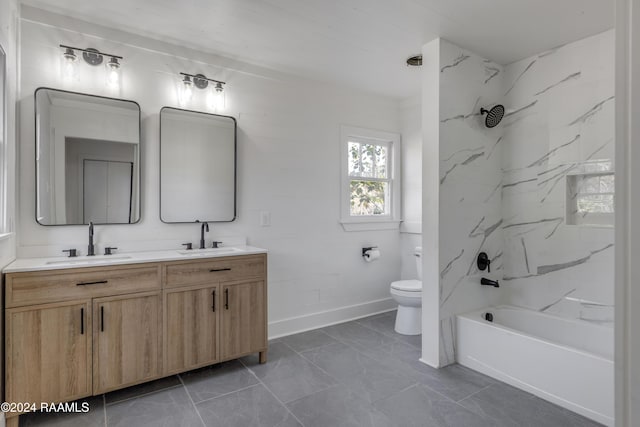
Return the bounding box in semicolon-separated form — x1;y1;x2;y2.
2;248;267;426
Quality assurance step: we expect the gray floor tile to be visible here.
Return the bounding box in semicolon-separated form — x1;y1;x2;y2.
355;310;422;347
19;396;105;427
106;385;203;427
196;384;300;427
278;329;338;352
412;362;497;402
180;360;259;404
459;383;604;427
105;375;182;405
375;384;494;427
287;384;393;427
301;342;415;403
240;342;337;403
320;320;397;352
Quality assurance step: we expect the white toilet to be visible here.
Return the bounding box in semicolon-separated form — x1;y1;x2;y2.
390;247;422;335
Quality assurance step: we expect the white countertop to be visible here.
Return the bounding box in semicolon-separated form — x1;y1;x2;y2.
3;246;268;273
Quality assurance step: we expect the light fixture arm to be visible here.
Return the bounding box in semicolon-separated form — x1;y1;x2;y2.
59;44;124;61
179;72;225;87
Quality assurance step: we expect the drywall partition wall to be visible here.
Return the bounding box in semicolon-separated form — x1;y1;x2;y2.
436;39;504;366
501;30;615;324
0;0;18;269
421;38;441;368
17;7;402;337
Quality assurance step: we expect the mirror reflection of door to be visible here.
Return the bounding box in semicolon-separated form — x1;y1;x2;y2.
83;160;133;223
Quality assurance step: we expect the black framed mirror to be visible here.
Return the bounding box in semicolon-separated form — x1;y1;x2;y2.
35;87;141;225
159;107;236;223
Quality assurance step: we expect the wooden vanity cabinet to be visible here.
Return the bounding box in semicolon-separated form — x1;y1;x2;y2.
3;253;267;427
92;292;162;394
164;283;220;374
5;299;92;405
221;279;267;361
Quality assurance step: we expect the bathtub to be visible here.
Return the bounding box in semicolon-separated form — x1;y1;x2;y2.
456;306;614;426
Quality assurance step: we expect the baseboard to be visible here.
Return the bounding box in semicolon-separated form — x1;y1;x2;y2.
268;297;397;339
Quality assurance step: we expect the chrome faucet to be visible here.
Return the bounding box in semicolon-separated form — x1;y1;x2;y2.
88;222;95;256
197;220;209;249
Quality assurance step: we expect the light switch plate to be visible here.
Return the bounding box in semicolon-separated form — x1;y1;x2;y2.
260;211;271;227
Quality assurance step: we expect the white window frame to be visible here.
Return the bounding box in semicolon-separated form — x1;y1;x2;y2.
339;125;401;231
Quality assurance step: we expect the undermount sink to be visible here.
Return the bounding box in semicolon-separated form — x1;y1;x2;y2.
46;256;132;265
177;247;244;256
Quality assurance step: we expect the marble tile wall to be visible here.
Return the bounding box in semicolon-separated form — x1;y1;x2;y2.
437;40;505;366
501;30;615;324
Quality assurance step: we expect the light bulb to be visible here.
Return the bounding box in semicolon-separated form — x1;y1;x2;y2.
106;57;121;90
213;82;225;111
61;48;77;83
179;76;193;107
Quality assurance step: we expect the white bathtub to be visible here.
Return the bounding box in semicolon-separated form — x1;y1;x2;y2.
456;306;613;426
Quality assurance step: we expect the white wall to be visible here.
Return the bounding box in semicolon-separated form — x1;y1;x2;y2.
0;0;18;269
502;30;615;324
17;8;402;337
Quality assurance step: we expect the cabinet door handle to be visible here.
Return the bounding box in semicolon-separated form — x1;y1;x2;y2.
225;288;229;310
209;268;231;272
77;280;108;286
80;307;84;335
212;290;216;312
100;306;104;332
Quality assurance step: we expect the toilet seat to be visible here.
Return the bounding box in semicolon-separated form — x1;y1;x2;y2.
390;279;422;292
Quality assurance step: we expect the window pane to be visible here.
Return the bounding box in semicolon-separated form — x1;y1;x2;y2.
347;141;388;179
348;142;361;176
350;180;388;216
577;194;614;213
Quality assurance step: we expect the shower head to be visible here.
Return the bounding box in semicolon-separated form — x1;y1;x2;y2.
480;105;505;128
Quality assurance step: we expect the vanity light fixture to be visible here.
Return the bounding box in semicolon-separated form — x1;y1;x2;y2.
179;72;226;111
59;45;124;89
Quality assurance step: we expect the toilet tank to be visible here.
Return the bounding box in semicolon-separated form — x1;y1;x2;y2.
415;247;422;280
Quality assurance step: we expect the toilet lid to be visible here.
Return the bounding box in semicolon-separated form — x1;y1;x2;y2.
391;279;422;292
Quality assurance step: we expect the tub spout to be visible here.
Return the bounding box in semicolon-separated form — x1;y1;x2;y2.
481;277;499;288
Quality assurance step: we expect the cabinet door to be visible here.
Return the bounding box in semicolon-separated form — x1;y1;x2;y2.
164;284;219;374
93;292;161;394
6;300;91;405
220;280;267;360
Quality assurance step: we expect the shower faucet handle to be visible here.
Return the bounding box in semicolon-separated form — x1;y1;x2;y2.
477;252;491;273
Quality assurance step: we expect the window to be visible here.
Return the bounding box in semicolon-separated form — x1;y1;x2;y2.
566;172;614;226
340;125;400;231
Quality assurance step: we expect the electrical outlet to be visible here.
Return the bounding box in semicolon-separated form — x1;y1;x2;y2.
260;211;271;227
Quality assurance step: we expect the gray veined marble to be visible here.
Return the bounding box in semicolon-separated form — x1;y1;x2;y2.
441;53;470;73
502;178;537;189
527;134;581;168
520;238;531;274
486;136;503;160
443;146;484;162
440;163;458;185
534;71;581;96
537;244;614;275
504;59;536;95
539;288;577;312
568;95;615;126
504;100;538;118
441;249;465;279
484;63;501;85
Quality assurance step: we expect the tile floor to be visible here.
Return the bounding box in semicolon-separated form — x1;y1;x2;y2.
20;310;602;426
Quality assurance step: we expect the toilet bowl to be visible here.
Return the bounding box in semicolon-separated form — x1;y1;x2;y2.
390;247;422;335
